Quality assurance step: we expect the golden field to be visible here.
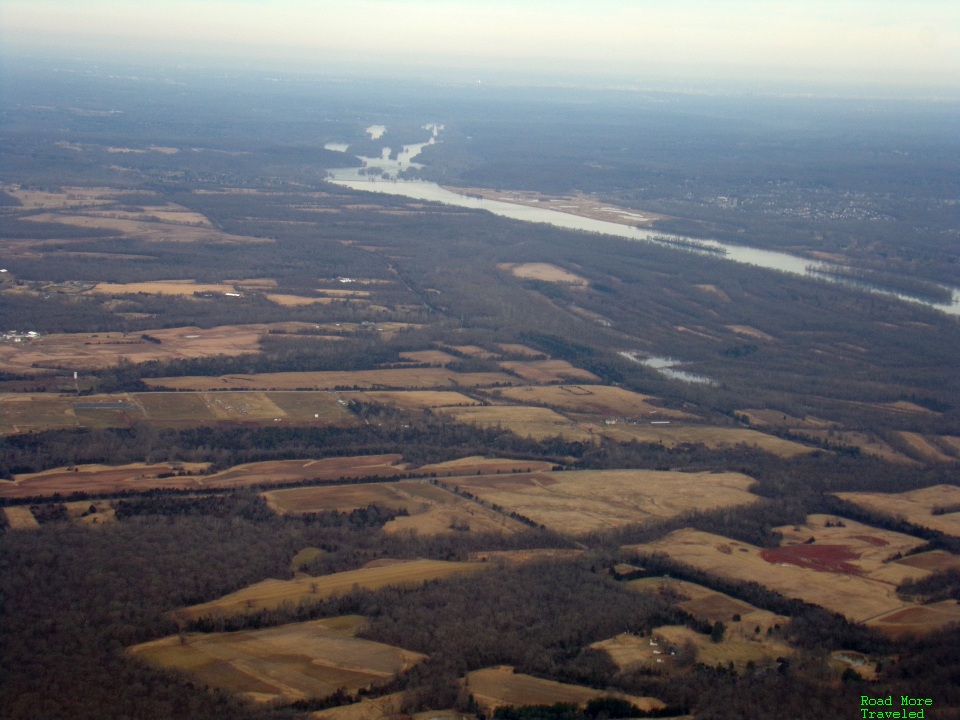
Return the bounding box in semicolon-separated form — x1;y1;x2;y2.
177;559;485;621
463;666;663;713
130;616;424;703
446;469;758;534
834;485;960;536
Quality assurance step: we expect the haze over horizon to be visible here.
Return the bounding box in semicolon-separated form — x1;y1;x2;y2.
2;0;959;97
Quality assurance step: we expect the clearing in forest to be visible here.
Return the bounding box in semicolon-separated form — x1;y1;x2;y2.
177;559;484;621
834;485;960;537
445;469;757;534
462;666;663;713
129;616;424;704
497;262;589;285
264;480;527;536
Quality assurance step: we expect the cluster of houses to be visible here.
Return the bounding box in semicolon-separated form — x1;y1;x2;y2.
2;330;39;343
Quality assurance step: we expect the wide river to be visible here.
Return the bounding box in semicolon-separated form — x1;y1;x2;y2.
327;137;960;317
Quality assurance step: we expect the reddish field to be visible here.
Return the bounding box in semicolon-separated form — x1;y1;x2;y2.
760;544;864;575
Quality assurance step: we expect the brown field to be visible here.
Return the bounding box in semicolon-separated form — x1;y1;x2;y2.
868;600;960;639
64;500;117;525
201;455;406;488
177;559;484;621
0;462;211;499
310;693;406;720
91;280;241;296
3;506;39;529
265;480;527;536
834;485;960;537
938;436;960;455
144;368;519;391
496;344;546;358
264;293;338;306
799;429;912;463
895;432;957;463
0;390;357;435
497;262;588;286
627;525;932;624
591;623;792;673
80;203;212;226
1;455;404;499
0;393;84;433
738;409;836;430
724;325;776;342
463;666;663;713
1;185;146;210
434;405;593;442
135;391;356;428
0;322;323;373
446;469;757;534
130;616;424;703
466;548;587;565
498;360;599;384
437;344;501;359
25;212;268;244
483;384;696;420
594;422;816;458
628;577;787;631
399;350;458;365
894;550;960;573
416;456;555;476
350;390;482;410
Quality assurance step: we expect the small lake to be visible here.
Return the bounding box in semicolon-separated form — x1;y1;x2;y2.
619;352;717;385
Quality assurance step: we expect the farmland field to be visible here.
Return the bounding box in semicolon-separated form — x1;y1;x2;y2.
264;480;528;536
835;485;960;537
0;323;324;373
144;368;519;391
627;524;940;624
130;616;425;703
446;469;758;534
482;384;696;419
1;455;404;499
868;601;960;639
2;506;39;529
350;390;482;410
25;211;267;245
177;559;485;621
415;456;555;476
434;405;593;442
594;422;815;458
463;666;662;713
498;360;599;384
628;577;787;631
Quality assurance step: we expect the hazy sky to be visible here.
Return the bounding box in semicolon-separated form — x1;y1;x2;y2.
3;1;959;91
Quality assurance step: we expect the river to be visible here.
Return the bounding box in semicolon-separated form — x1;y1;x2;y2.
325;131;960;317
